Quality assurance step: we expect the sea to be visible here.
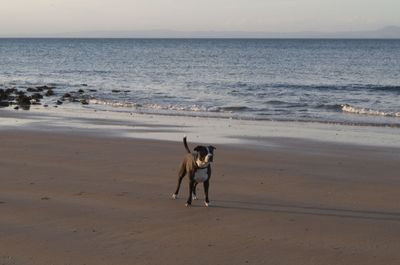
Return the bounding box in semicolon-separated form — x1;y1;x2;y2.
1;38;400;127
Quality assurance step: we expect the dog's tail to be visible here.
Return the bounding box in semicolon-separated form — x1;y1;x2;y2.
183;136;191;153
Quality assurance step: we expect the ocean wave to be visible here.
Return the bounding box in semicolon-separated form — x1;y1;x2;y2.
225;82;400;95
340;104;400;118
211;106;251;112
89;98;209;112
89;99;141;108
265;100;308;108
88;99;255;114
358;84;400;93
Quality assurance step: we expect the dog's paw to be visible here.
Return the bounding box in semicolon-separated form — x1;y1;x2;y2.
185;202;191;207
192;194;198;200
204;202;210;207
172;194;178;200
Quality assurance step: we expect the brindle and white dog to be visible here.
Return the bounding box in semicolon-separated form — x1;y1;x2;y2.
172;136;216;207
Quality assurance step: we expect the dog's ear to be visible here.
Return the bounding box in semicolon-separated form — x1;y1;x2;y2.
194;146;202;152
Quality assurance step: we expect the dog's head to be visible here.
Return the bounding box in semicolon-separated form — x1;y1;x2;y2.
194;145;216;164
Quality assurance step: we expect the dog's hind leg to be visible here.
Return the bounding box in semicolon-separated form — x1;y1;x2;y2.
172;164;186;199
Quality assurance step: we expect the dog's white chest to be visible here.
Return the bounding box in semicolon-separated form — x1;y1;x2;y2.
194;168;209;183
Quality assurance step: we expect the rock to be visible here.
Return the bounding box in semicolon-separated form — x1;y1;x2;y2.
112;89;121;93
89;89;97;92
0;101;10;107
16;94;32;110
5;88;17;95
78;89;85;93
80;99;89;105
14;106;19;110
81;84;88;87
0;89;5;100
16;94;31;105
56;100;63;105
36;85;54;90
45;89;54;96
31;93;43;100
27;87;42;92
63;93;71;98
16;90;25;96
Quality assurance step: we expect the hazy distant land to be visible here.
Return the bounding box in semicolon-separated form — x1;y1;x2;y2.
3;26;400;38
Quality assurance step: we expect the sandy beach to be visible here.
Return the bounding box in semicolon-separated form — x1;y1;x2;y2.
1;124;400;264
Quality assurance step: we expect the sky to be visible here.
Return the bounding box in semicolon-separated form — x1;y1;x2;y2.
0;0;399;36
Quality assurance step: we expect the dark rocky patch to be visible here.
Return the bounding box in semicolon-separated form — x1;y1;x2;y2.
1;84;96;110
16;94;32;110
0;101;10;107
36;85;54;90
0;89;5;100
16;90;26;96
5;88;17;94
31;93;43;100
27;87;43;92
63;93;71;98
45;89;54;96
112;89;121;93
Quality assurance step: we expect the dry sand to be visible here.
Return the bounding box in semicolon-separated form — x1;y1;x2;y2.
1;131;400;265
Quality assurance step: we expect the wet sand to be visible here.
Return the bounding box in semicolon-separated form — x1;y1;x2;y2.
1;131;400;265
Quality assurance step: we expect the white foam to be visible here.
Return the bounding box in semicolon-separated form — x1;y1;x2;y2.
89;98;207;113
341;104;400;118
88;99;139;108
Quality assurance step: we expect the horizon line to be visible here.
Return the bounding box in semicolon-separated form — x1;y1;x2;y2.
1;26;400;39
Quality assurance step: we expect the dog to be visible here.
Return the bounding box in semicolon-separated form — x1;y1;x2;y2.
172;136;216;207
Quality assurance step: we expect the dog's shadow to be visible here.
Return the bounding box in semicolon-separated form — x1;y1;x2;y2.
211;199;400;222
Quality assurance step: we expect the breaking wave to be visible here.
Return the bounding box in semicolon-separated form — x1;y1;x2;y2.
89;99;141;108
340;104;400;118
88;99;208;112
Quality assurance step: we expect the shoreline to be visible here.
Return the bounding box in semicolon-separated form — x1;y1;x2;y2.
1;106;400;148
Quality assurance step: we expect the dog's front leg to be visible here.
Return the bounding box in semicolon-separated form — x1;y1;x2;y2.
192;183;198;200
203;180;210;207
186;176;195;207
